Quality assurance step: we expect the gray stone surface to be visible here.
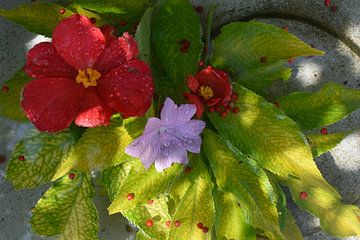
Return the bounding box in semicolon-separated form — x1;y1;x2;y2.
1;0;360;240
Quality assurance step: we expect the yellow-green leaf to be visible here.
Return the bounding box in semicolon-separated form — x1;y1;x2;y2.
6;128;77;189
0;3;73;37
135;7;153;64
31;172;98;239
307;132;349;157
211;21;323;94
278;83;360;130
108;164;182;214
203;130;281;238
281;211;303;240
168;157;215;240
214;190;256;240
0;69;31;121
208;84;338;196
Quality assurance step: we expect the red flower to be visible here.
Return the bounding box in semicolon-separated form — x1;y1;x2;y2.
184;66;231;117
22;15;154;133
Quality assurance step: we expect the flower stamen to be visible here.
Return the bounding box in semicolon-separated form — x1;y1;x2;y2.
198;85;213;100
76;68;101;88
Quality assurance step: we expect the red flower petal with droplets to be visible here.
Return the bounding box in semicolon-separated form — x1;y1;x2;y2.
94;33;139;74
21;78;85;132
187;75;200;93
98;59;153;117
183;93;204;118
74;88;115;128
52;14;106;70
25;42;77;79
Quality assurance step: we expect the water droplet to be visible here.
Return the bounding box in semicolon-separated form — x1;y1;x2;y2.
202;227;209;233
147;199;154;204
164;142;170;147
165;220;171;227
146;219;153;227
300;191;308;200
174;220;181;227
321;128;328;135
197;223;204;229
59;8;66;14
18;155;25;161
68;173;76;180
127;193;135;201
2;85;9;93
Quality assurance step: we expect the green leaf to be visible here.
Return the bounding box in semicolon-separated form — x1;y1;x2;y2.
68;4;106;26
31;172;99;239
278;82;360;130
135;7;153;64
203;130;281;238
67;120;134;171
6;128;77;190
0;69;31;121
168;157;215;240
281;211;303;240
0;3;73;37
151;0;202;101
136;231;150;240
287;179;360;237
214;190;256;240
211;21;323;94
101;160;143;201
307;132;349;157
208;84;338;196
108;164;182;214
123;195;171;239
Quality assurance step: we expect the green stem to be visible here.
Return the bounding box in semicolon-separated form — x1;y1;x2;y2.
204;4;218;65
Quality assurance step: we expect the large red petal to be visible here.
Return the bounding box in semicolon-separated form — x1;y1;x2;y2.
97;59;153;117
52;14;106;70
21;78;85;133
196;66;232;102
94;32;139;75
187;75;200;93
75;88;114;128
25;42;77;79
183;93;205;118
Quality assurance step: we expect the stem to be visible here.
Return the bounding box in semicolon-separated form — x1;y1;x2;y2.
204;4;218;65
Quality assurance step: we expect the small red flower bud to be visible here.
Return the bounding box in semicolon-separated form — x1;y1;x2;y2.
18;155;25;161
231;93;238;100
59;8;66;14
260;56;267;64
147;199;154;204
146;219;153;227
232;107;239;113
127;193;135;201
300;191;308;200
165;220;171;227
202;227;209;233
324;0;331;7
321;128;328;135
2;85;9;93
120;20;127;27
197;222;204;229
174;220;181;227
68;173;76;180
184;166;192;173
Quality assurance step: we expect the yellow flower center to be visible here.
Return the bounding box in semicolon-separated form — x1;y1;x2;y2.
198;85;214;100
76;68;101;88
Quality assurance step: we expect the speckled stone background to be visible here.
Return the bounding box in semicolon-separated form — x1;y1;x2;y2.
1;0;360;239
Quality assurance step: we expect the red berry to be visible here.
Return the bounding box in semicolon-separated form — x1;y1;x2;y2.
0;155;6;164
2;85;9;93
18;155;25;161
260;56;267;64
324;0;331;7
202;227;209;233
288;58;295;64
184;166;192;173
120;20;127;27
68;173;76;180
165;220;171;227
300;191;308;200
232;107;239;113
59;8;65;14
127;193;135;201
90;17;97;24
198;60;205;67
231;93;238;100
194;5;204;13
146;219;153;227
147;199;154;205
197;222;204;229
174;220;181;227
321;128;328;135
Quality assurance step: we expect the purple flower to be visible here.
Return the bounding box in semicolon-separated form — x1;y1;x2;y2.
125;98;206;172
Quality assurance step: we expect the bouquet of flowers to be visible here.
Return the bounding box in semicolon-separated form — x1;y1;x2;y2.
1;0;359;239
